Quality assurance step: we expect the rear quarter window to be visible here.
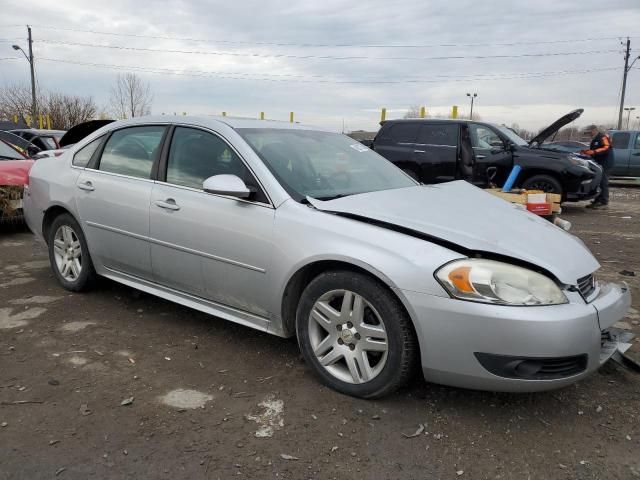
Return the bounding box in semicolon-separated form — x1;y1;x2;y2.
387;123;420;144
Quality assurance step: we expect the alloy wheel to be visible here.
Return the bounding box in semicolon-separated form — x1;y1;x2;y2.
53;225;82;282
308;289;388;384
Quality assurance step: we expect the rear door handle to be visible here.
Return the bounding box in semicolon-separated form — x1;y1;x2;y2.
476;155;486;159
414;150;425;153
77;181;95;192
155;199;180;211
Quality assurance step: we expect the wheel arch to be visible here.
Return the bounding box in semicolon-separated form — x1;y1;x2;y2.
517;168;562;187
42;204;81;244
279;257;416;341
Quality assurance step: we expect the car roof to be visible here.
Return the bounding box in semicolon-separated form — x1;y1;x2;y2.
105;115;331;133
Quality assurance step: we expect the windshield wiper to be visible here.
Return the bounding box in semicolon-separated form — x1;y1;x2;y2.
312;193;353;201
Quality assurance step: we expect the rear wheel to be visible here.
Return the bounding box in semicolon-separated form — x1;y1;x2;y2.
296;271;417;398
521;174;562;195
47;214;97;292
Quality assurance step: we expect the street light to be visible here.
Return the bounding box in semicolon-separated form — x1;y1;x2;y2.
466;93;477;120
624;107;636;129
636;116;640;130
11;26;37;125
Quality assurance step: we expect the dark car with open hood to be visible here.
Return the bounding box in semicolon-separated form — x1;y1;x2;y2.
372;109;601;201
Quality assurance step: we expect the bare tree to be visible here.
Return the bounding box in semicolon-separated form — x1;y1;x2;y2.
403;105;423;119
0;83;45;123
109;73;153;119
45;92;97;129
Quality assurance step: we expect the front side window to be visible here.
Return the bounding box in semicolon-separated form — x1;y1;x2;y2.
612;132;630;149
73;136;104;167
166;127;267;202
238;128;416;201
98;126;165;179
635;134;640;150
470;124;502;149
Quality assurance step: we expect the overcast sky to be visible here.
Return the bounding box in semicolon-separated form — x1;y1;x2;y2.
1;0;639;132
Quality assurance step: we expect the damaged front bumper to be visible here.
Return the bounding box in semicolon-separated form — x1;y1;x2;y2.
399;281;632;392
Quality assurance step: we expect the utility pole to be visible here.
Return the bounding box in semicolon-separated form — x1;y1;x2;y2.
466;92;477;120
617;37;639;130
27;26;37;122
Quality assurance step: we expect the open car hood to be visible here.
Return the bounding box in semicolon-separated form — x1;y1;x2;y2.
59;119;115;147
528;108;583;147
307;181;599;285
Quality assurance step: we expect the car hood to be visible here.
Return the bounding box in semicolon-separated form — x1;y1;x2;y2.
0;160;35;186
528;108;584;147
307;181;599;285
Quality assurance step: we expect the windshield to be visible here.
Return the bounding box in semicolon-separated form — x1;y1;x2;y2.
238;128;416;201
0;141;25;160
495;125;528;146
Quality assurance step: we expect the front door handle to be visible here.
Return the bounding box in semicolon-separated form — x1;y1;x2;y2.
414;149;425;153
155;199;180;211
77;181;95;191
476;154;486;160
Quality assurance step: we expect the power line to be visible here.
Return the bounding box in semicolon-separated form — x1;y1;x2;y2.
20;24;635;49
32;57;619;84
34;39;621;61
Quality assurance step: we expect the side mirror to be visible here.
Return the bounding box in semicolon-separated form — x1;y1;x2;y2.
203;174;250;199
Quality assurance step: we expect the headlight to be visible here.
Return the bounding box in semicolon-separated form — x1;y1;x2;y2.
569;155;590;168
436;259;567;306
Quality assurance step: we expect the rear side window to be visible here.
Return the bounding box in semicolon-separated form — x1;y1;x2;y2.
417;124;458;146
73;136;104;167
98;126;165;179
388;123;420;143
635;134;640;149
612;132;630;149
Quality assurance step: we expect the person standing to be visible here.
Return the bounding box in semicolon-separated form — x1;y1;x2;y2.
581;124;613;208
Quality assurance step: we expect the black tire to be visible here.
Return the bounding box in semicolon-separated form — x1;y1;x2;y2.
402;168;420;181
296;270;417;399
521;174;563;195
47;213;97;292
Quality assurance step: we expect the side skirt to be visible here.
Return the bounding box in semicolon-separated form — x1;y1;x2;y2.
101;267;281;336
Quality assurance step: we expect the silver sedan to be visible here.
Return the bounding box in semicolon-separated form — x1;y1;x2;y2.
24;116;630;398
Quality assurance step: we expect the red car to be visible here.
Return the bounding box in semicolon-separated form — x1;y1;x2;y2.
0;138;33;222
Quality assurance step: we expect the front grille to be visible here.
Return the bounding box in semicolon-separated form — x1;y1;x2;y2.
577;274;596;299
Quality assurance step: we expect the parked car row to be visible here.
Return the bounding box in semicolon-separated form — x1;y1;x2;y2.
23;115;631;398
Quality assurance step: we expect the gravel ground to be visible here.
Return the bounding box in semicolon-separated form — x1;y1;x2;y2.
1;186;639;480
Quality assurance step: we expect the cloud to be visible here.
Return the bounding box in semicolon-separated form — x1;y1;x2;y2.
1;0;638;131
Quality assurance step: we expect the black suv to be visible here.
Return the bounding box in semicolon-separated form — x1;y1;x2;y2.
372;109;601;201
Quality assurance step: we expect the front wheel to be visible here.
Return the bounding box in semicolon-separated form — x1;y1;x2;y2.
296;271;417;398
521;174;563;195
47;213;97;292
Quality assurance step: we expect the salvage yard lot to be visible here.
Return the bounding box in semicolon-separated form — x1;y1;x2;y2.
1;187;639;480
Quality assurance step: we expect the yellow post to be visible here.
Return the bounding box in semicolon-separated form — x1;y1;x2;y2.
13;115;18;124
451;105;458;119
38;114;43;129
380;107;387;123
420;106;426;118
222;111;227;117
46;114;52;129
260;112;265;120
26;115;31;127
289;112;294;123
